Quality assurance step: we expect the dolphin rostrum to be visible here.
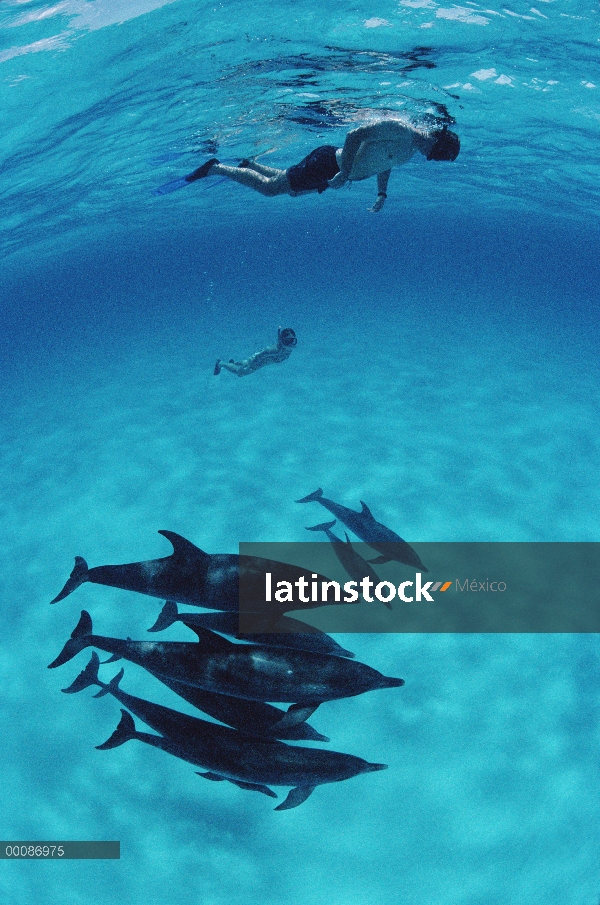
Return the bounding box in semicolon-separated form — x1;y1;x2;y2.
297;489;428;571
305;520;392;610
49;611;405;705
63;655;386;810
50;530;339;613
148;601;355;659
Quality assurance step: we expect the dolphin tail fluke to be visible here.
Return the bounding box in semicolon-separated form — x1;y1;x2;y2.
50;556;89;604
96;709;137;750
305;520;336;532
61;651;102;694
274;785;316;811
94;667;124;698
272;703;320;732
147;600;179;633
48;610;93;668
295;488;324;504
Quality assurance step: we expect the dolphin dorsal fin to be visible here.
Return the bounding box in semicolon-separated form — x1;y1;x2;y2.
158;531;211;566
359;501;374;519
183;623;234;650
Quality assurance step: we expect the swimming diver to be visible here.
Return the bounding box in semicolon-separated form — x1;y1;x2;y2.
174;118;459;212
214;327;297;377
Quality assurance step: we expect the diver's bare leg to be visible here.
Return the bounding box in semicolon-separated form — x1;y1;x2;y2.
244;161;285;177
211;163;290;196
219;360;250;376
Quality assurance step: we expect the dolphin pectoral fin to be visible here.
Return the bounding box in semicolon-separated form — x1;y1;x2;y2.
196;773;276;798
158;530;212;566
101;653;122;664
367;555;391;565
295;489;324;504
96;709;137;750
50;556;89;604
48;611;93;668
230;780;278;798
305;520;336;532
273;703;320;731
147;600;179;633
274;785;316;811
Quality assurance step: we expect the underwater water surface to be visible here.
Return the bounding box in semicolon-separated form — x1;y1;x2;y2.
1;0;600;904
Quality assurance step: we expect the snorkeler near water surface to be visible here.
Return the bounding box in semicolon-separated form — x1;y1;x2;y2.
181;118;459;212
214;327;297;377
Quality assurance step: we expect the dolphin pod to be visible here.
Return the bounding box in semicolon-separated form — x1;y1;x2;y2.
297;489;428;571
62;654;385;810
50;498;410;810
50;530;339;614
49;611;403;705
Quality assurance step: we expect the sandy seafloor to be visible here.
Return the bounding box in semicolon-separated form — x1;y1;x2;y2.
2;1;600;904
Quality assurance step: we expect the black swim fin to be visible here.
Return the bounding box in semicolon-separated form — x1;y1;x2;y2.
152;158;218;195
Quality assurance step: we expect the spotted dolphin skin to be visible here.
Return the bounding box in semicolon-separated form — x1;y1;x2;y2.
53;617;327;740
86;635;329;743
148;601;355;659
50;530;338;613
297;489;428;571
63;656;385;810
49;611;404;705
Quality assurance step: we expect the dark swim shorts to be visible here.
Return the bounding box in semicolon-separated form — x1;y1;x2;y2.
286;145;340;194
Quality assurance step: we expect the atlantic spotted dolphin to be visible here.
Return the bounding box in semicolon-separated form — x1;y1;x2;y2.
49;611;404;705
305;520;391;610
297;489;428;571
62;651;327;744
50;530;338;613
148;601;355;658
63;656;386;810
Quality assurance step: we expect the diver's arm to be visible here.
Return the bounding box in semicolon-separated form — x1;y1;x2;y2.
369;170;390;212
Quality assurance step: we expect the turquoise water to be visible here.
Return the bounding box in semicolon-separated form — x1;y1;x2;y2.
2;0;600;903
